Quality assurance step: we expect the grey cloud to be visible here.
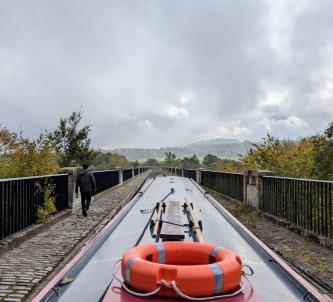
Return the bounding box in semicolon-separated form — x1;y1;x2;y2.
0;0;332;148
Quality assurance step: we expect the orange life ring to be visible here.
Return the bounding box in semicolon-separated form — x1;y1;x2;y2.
121;241;242;298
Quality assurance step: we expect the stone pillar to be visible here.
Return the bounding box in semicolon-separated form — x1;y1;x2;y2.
196;169;202;184
119;168;123;184
61;167;80;211
244;170;273;209
132;167;135;178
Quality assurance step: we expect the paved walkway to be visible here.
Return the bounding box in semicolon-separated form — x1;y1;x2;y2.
0;173;149;302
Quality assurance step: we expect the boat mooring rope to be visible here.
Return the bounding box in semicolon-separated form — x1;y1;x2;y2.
112;259;163;297
161;279;245;301
112;259;253;300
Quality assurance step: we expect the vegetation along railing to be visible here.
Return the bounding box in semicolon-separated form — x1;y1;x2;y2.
262;176;333;239
0;174;68;240
201;170;244;202
93;170;120;195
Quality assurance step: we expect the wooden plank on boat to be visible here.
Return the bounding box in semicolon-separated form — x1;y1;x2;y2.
160;200;185;240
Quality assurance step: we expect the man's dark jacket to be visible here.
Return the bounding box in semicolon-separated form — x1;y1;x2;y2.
75;169;96;193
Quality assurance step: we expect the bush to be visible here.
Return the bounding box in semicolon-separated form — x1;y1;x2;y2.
36;182;57;223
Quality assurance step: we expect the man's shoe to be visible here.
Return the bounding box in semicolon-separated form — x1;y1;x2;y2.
83;210;87;217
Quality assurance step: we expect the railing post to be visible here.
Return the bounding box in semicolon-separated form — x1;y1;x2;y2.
243;172;247;203
244;170;273;209
61;167;80;210
119;168;123;184
196;169;202;184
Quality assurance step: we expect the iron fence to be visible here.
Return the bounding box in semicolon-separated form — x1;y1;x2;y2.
163;167;171;173
175;168;182;176
263;176;333;239
93;170;120;195
201;170;244;202
0;166;150;241
123;168;133;182
183;169;197;181
0;174;68;240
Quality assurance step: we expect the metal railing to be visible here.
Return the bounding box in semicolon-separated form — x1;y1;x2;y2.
123;168;133;182
0;174;68;240
163;166;333;240
0;166;150;240
93;170;120;195
175;168;182;176
163;167;243;202
263;176;333;239
201;170;244;202
183;169;197;181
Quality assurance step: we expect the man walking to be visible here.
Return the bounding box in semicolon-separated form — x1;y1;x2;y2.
75;164;96;217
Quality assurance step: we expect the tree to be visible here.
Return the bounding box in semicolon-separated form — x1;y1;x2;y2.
180;155;200;169
133;160;140;167
91;152;131;170
202;154;220;167
91;152;115;170
202;153;242;172
242;133;330;179
0;126;59;178
324;122;333;139
143;158;160;166
312;123;333;180
163;152;178;166
109;153;131;168
0;126;20;157
48;111;95;167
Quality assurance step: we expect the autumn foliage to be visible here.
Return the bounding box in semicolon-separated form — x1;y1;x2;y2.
243;123;333;180
0;127;59;178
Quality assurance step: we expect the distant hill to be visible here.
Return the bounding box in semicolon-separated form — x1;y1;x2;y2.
188;138;241;146
104;138;254;161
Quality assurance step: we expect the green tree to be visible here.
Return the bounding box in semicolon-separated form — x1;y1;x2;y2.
91;152;131;170
202;154;220;167
312;123;333;180
143;158;160;166
0;126;59;178
48;111;95;167
180;155;200;169
91;152;115;170
133;160;140;167
110;153;131;168
203;153;242;172
163;152;178;166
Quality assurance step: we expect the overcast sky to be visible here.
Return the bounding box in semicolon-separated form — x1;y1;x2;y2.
0;1;333;148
